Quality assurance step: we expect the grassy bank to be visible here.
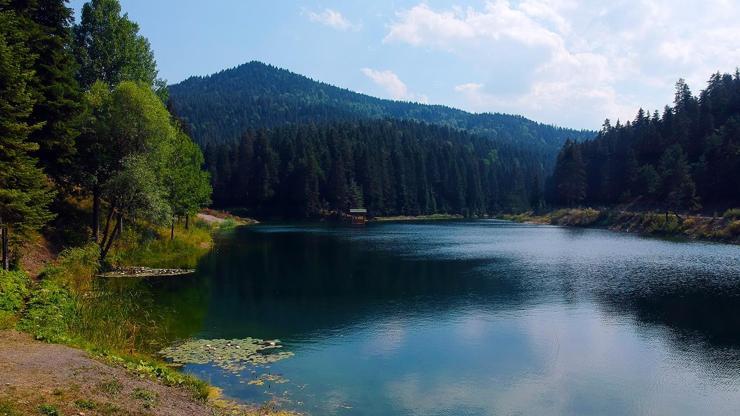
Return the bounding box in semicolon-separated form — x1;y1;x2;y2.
499;208;740;244
0;216;292;415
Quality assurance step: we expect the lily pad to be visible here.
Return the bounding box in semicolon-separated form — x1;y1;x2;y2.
159;338;293;373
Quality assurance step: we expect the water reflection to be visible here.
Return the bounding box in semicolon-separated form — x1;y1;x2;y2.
171;221;740;415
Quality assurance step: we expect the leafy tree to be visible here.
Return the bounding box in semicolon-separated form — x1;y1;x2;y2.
164;129;211;238
99;154;170;260
0;7;55;269
73;0;158;89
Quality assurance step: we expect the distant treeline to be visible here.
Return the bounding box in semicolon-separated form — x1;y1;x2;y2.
204;119;546;217
549;72;740;212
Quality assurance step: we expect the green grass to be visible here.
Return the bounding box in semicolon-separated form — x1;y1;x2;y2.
98;379;123;396
110;220;213;269
0;400;19;416
133;387;158;409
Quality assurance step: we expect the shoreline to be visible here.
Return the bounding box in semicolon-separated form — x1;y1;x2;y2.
497;208;740;245
372;214;464;222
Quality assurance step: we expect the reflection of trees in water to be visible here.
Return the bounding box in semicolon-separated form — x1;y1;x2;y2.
195;228;534;340
87;274;210;353
195;225;740;380
597;284;740;378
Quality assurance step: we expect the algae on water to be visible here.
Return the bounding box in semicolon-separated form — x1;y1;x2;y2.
159;338;293;373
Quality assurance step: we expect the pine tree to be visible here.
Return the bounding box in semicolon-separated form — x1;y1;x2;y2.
659;144;700;214
6;0;81;186
553;140;586;206
0;8;55;269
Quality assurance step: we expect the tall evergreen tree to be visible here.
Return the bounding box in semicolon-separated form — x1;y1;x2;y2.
552;140;586;206
5;0;81;186
0;7;55;269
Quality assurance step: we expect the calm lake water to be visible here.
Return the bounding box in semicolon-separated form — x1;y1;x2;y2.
148;221;740;415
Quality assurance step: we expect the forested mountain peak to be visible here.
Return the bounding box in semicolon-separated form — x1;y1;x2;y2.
168;61;595;155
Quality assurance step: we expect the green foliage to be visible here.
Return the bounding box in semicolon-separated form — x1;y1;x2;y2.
5;0;81;185
0;8;55;240
723;208;740;220
133;388;158;408
165;129;212;218
111;220;212;269
37;404;59;416
0;270;30;328
74;399;96;410
73;0;158;89
552;140;586;206
75;80;209;261
18;278;76;343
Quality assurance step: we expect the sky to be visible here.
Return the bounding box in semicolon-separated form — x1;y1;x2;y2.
69;0;740;130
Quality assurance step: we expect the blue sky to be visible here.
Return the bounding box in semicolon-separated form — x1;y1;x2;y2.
69;1;740;130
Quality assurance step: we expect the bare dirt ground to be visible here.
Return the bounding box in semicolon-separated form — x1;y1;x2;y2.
0;330;215;416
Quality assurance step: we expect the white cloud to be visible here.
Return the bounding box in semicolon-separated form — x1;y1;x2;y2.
361;68;427;103
385;0;740;128
305;8;359;31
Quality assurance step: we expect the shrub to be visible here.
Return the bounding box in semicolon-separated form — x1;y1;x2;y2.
18;279;76;343
0;270;31;329
723;208;740;220
728;220;740;237
42;244;100;291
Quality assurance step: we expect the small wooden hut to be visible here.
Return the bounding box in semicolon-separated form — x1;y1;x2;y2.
348;208;368;225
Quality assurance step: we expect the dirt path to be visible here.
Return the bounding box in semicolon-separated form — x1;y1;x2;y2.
0;330;215;416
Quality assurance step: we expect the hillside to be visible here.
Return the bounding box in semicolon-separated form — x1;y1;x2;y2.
168;61;594;158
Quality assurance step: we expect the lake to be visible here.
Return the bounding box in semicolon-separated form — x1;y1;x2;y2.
146;220;740;415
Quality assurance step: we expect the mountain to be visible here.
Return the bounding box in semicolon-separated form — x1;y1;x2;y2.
168;61;594;159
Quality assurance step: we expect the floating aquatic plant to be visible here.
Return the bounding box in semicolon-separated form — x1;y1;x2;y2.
159;338;293;373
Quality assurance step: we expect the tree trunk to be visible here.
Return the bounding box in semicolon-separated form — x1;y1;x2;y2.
1;223;8;271
92;188;101;242
185;215;189;230
116;214;123;235
170;219;175;241
99;205;116;252
100;215;122;262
